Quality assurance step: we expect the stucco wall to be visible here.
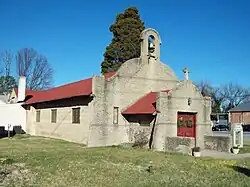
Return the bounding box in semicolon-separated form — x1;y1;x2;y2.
152;81;212;151
24;28;213;151
0;103;26;131
88;57;179;147
88;28;179;148
26;96;92;144
88;28;212;149
25;105;35;135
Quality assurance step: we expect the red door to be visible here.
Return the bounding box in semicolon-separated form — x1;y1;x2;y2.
177;112;196;137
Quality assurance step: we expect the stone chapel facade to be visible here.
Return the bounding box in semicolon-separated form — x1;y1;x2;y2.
88;28;212;150
10;28;213;152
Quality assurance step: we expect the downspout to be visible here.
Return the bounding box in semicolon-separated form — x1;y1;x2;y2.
149;111;158;149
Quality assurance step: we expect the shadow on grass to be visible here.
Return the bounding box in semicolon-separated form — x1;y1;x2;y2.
227;165;250;177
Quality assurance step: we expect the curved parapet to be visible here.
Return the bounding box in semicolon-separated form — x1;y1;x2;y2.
140;28;161;61
140;28;162;44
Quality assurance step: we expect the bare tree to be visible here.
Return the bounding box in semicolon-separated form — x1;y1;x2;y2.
196;81;250;113
195;81;212;97
195;81;224;113
16;48;54;90
221;83;250;112
209;87;225;113
0;50;13;76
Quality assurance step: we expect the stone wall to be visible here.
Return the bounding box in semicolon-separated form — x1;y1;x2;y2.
125;115;155;148
204;135;232;152
165;137;195;155
127;125;152;148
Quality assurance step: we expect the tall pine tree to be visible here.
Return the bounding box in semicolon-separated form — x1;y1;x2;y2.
101;7;145;74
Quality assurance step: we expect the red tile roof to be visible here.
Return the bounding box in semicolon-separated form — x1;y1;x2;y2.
19;72;116;105
25;78;92;104
122;90;169;115
104;72;116;79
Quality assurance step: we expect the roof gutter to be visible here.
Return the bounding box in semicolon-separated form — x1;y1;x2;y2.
23;93;92;106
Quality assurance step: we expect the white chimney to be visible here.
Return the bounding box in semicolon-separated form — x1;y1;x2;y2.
17;76;26;102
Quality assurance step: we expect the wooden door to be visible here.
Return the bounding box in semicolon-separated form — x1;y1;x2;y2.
177;112;196;137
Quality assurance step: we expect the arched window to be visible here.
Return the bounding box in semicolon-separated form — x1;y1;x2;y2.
148;35;155;54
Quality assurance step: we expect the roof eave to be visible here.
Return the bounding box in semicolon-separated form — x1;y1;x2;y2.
229;110;250;113
23;92;92;106
121;110;158;115
122;112;155;115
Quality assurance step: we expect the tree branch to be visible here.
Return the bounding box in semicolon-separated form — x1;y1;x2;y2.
16;48;54;90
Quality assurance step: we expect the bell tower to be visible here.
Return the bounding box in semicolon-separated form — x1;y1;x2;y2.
140;28;161;61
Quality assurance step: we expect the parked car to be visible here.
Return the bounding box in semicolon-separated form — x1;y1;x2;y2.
212;125;229;131
242;124;250;132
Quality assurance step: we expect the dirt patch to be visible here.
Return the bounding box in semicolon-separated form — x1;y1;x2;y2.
0;160;35;187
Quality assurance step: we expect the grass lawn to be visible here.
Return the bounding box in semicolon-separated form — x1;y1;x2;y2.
241;140;250;153
1;135;250;187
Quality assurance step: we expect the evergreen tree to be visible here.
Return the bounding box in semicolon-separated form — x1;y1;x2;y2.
101;7;145;74
0;76;17;94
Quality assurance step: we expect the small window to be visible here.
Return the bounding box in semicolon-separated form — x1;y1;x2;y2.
72;107;80;124
139;121;150;126
51;109;57;123
36;110;40;122
113;107;119;124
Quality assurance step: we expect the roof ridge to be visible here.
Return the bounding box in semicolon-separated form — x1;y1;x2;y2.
22;72;116;105
39;72;116;92
42;77;92;92
229;101;250;112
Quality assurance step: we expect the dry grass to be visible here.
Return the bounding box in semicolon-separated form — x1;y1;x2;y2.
0;135;250;187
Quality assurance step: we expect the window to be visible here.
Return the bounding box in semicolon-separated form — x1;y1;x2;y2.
51;109;57;123
36;110;40;122
139;120;150;126
113;107;119;124
72;107;80;124
219;114;228;120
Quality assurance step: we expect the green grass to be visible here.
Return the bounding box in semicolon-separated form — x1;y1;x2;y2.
241;140;250;153
1;135;250;187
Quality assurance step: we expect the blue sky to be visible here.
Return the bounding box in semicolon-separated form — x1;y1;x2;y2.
0;0;249;87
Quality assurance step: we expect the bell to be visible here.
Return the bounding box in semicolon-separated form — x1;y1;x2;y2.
148;41;155;53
